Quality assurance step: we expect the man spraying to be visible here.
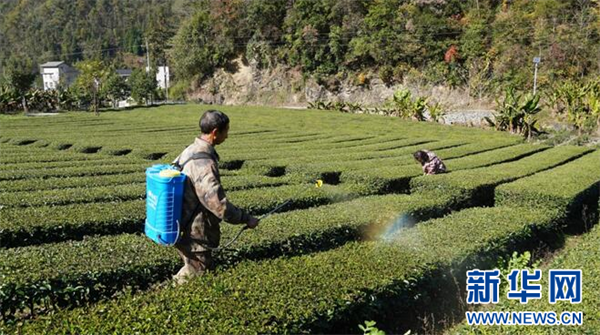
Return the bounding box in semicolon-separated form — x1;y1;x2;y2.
173;109;260;284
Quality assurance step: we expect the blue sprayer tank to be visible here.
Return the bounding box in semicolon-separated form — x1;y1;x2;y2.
145;164;187;246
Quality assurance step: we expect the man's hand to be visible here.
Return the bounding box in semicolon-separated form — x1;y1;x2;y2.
247;217;260;229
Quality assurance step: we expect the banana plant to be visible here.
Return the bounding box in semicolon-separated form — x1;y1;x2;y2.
522;115;539;140
426;101;446;123
347;102;363;113
552;80;600;135
589;94;600;130
487;88;541;139
332;101;347;112
411;96;427;121
490;88;518;132
57;88;78;111
0;85;21;113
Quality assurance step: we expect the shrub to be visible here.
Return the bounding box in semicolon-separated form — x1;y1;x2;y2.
495;151;600;225
0;192;460;321
411;146;592;206
379;66;394;86
9;206;564;334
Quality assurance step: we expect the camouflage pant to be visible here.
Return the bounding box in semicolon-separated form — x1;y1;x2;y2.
173;244;214;285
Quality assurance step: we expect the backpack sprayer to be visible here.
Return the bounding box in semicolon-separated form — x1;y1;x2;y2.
144;162;324;251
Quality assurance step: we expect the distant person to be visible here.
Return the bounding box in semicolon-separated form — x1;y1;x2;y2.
172;109;260;284
413;150;446;175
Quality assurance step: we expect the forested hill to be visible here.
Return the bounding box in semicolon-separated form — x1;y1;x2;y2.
1;0;600;93
0;0;189;69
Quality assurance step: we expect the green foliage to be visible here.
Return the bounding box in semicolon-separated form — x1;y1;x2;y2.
3;56;36;112
340;142;536;195
495;151;600;224
56;87;79;111
169;2;243;81
0;85;21;113
497;251;541;294
281;0;364;75
485;88;542;139
387;89;443;122
101;73;130;108
4;57;36;93
7;206;564;334
144;5;176;67
2;0;600;98
388;89;415;119
0;183;146;208
378;65;394;86
129;68;157;105
307;100;365;113
0;88;57;113
1;105;598;333
0;0;181;71
427;101;446;123
0;199;146;249
0;180;368;248
0;172;145;193
444;144;544;171
0;162;147;181
0;192;459;322
74;60;110;115
359;320;387;335
453;223;600;334
548;80;600;135
411;146;591;205
168;80;189;101
0;234;177;322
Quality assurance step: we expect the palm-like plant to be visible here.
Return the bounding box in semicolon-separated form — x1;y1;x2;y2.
387;89;429;121
487;88;518;132
427;102;446;123
57;88;78;111
347;102;363;113
0;86;20;113
551;80;600;135
411;96;427;121
486;88;541;139
589;94;600;130
391;89;412;117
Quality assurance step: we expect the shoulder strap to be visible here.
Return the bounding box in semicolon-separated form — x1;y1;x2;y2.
173;152;216;171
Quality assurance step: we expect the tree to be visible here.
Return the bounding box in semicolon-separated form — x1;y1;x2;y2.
74;60;110;116
130;68;157;105
145;5;176;67
169;10;217;81
4;56;36;113
101;72;130;108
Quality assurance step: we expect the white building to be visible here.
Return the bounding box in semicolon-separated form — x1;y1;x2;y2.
147;66;170;90
156;66;170;90
39;61;78;91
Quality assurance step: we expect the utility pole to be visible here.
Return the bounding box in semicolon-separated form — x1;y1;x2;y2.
163;59;169;102
533;56;541;96
145;39;151;72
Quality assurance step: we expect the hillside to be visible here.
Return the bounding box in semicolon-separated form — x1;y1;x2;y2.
1;0;600;99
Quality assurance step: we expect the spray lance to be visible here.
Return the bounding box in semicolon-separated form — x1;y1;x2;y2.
202;179;325;252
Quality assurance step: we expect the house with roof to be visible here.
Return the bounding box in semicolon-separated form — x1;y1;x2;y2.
116;69;133;80
39;61;78;91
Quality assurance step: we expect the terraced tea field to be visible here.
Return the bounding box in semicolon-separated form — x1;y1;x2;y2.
0;105;598;334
